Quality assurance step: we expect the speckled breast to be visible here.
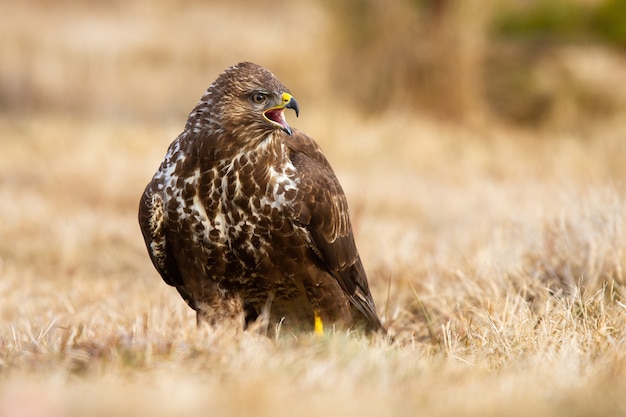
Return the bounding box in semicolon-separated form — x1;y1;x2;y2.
169;142;307;296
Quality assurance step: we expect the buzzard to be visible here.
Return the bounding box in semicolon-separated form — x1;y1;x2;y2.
138;62;384;334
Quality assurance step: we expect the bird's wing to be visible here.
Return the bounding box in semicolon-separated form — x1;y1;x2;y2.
138;182;195;308
286;130;383;330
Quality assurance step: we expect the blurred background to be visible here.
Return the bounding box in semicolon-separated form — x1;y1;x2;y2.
2;0;625;130
2;6;626;413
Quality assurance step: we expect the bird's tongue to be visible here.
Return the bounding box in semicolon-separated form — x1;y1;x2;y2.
265;108;289;130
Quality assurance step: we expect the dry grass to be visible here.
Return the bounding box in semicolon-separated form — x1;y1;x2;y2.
2;113;625;416
2;1;626;416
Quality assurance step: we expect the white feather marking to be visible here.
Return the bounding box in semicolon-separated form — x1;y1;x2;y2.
192;193;210;229
186;168;200;185
213;211;227;241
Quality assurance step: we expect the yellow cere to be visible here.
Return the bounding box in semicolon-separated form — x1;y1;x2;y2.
281;92;293;106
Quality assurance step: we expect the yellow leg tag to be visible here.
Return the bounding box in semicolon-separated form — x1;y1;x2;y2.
314;311;324;335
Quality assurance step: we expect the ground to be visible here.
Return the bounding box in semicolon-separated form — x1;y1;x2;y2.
1;1;626;416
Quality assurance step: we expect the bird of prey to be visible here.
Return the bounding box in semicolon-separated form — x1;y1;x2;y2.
138;62;384;334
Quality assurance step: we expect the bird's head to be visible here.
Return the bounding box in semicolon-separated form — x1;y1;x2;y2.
186;62;300;139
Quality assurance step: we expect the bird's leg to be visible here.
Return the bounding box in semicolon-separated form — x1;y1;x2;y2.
242;291;275;336
313;310;324;335
196;307;210;327
257;291;275;335
194;296;245;330
302;268;353;333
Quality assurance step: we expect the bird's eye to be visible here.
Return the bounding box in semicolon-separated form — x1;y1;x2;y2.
251;93;266;104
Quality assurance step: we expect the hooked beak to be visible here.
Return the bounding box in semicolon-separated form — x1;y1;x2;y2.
263;92;299;136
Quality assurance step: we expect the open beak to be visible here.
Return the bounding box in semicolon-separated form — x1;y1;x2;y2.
263;92;299;136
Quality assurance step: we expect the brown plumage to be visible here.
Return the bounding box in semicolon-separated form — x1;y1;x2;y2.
138;62;384;334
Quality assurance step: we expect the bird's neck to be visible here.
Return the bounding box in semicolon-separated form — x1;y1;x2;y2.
233;132;289;170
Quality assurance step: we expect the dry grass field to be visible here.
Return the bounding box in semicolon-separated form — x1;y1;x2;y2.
2;1;626;416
